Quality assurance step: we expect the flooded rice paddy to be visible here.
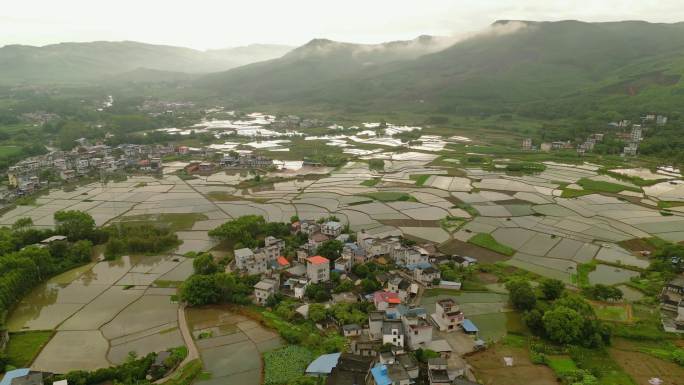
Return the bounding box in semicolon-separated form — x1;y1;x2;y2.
2;154;683;372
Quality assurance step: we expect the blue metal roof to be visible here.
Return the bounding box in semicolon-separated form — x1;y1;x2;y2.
370;364;392;385
305;352;341;375
406;262;432;270
1;369;30;385
461;319;479;333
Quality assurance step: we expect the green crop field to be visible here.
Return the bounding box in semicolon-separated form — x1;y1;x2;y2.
468;233;515;256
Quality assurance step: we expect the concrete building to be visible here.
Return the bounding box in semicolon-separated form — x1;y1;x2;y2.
381;320;405;350
321;221;343;237
431;299;464;332
254;278;278;305
306;255;330;283
521;138;532;151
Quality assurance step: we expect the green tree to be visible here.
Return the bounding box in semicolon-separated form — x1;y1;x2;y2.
180;275;221;306
193;253;218;275
543;306;583;345
506;279;537;311
54;210;96;241
316;240;343;261
12;217;33;231
308;303;328;323
540;278;565;300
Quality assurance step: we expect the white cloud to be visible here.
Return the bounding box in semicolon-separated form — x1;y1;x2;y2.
0;0;683;49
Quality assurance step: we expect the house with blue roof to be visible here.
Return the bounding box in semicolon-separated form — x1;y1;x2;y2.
305;352;341;377
369;363;410;385
0;369;30;385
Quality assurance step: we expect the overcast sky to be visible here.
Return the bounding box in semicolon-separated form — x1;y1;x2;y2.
2;0;684;50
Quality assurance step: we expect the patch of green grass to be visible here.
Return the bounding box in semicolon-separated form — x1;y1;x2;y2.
207;191;269;203
440;215;466;232
118;213;208;232
410;174;431;186
592;303;630;322
360;178;380;187
577;178;641;194
657;200;684;209
14;195;38;206
547;355;579;375
155;280;182;288
569;346;637;385
468;233;515;256
571;261;597;288
5;331;54;367
263;345;314;385
454;202;479;216
0;145;22;159
360;192;417;202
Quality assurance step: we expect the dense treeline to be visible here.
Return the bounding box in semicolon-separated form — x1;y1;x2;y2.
0;213;95;326
506;279;612;348
104;223;180;259
179;252;257;306
208;215;306;254
58;347;186;385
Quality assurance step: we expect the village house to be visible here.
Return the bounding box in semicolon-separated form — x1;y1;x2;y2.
661;276;684;331
253;278;278;305
451;255;477;268
300;220;321;236
370;363;410;385
402;312;433;350
413;265;441;286
381;320;405;350
305;232;331;254
321;221;343;237
350;337;381;357
325;354;374;385
427;358;451;385
233;248;269;275
342;324;363;337
521;138;533;151
387;277;415;303
431;298;465;332
368;311;385;340
307;255;330;283
341;243;367;264
392;245;429;267
373;291;401;312
357;232;402;258
334;254;353;272
397;354;419;380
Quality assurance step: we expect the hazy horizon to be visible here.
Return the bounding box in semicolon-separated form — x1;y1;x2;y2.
2;0;684;50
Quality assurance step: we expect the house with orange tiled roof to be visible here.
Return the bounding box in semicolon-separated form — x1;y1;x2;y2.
373;291;401;311
307;255;330;283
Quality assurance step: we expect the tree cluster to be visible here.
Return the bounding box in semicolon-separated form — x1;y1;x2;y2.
507;278;611;348
0;215;95;324
208;215;297;250
104;223;179;259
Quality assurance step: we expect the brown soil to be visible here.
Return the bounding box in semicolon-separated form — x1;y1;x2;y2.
619;238;657;253
477;272;500;284
467;345;559;385
438;239;510;264
610;339;684;385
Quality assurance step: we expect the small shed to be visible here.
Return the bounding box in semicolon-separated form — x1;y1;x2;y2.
461;319;479;335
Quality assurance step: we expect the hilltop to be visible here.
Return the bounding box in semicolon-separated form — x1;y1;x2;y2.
200;20;684;117
0;41;292;84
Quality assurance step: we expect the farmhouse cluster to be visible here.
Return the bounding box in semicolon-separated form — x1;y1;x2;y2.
227;218;483;385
